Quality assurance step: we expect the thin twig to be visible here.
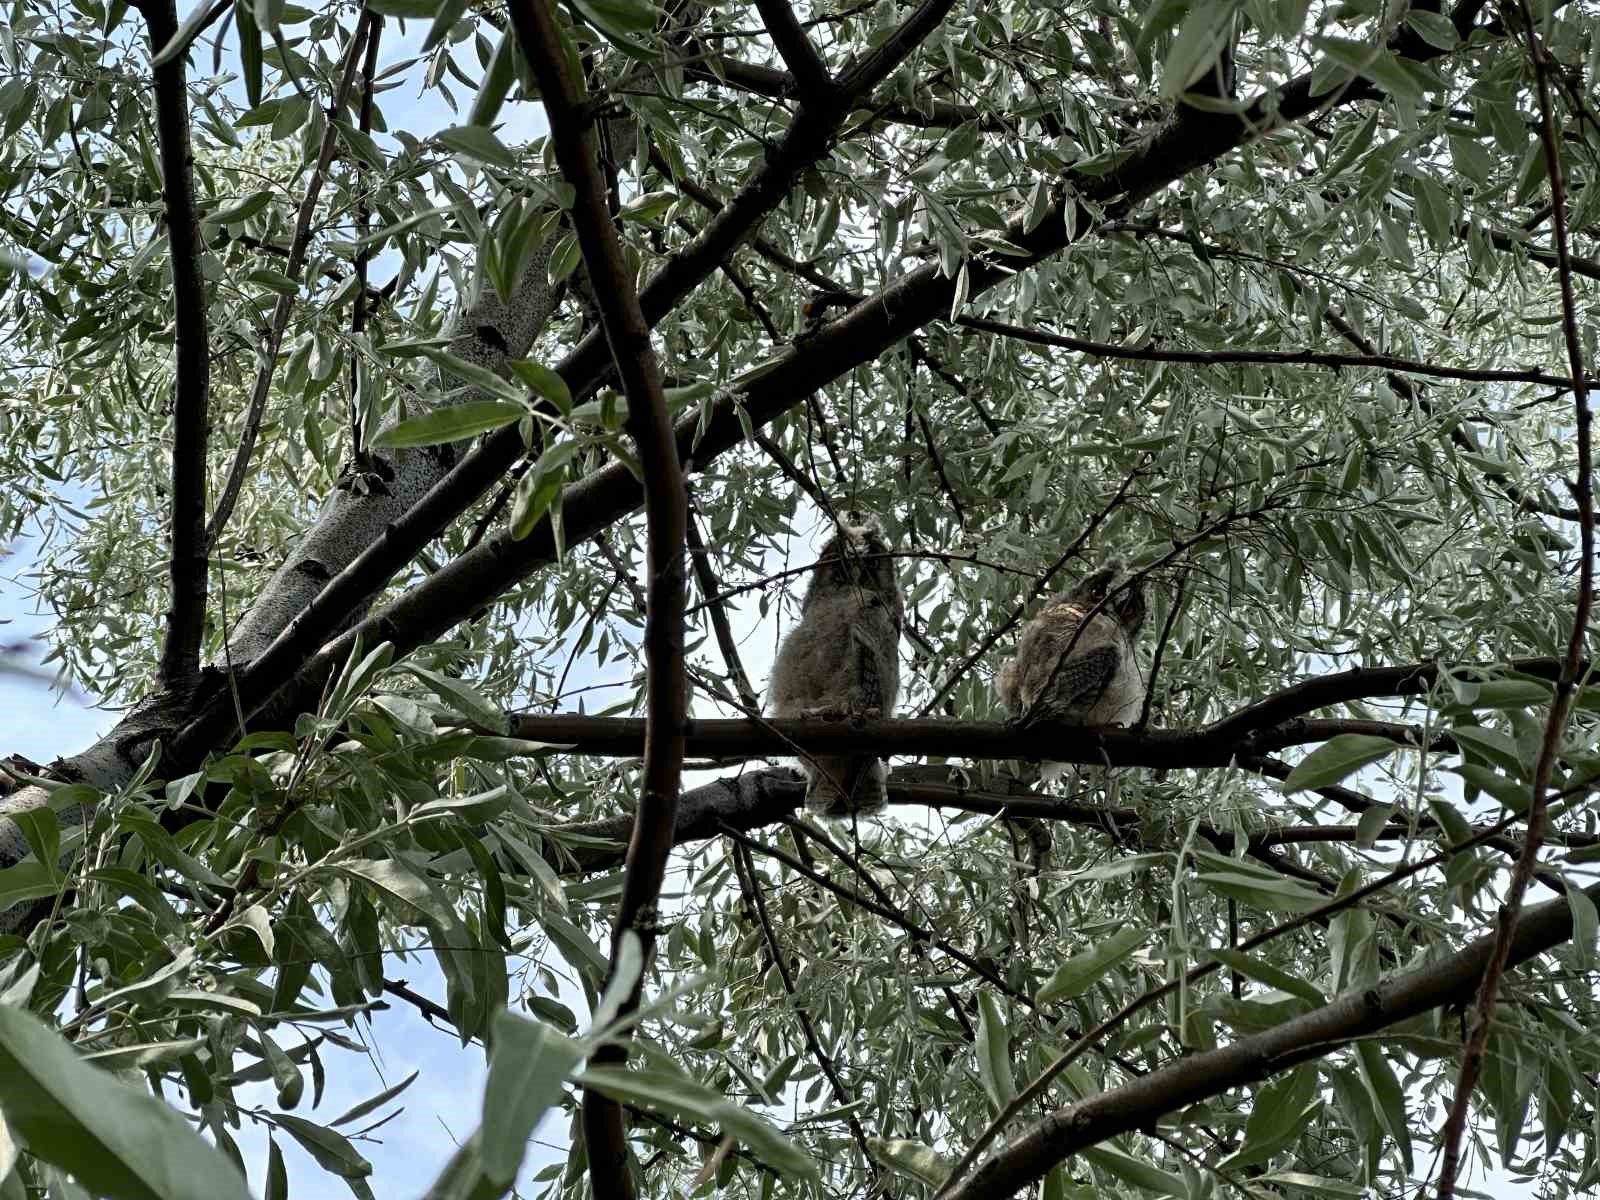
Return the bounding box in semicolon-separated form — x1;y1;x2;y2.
955;313;1599;392
1434;8;1597;1196
348;14;384;461
731;843;879;1173
206;8;377;549
685;496;760;711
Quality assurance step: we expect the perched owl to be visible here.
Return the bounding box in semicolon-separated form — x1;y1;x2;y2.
769;511;904;818
998;561;1147;780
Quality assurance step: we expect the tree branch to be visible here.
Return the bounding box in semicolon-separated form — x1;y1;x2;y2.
205;7;376;549
1435;7;1598;1194
750;0;833;100
956;313;1600;393
133;0;212;689
506;5;687;1196
945;869;1598;1199
499;701;1463;767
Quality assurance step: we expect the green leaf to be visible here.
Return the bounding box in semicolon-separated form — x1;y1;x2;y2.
274;1114;372;1179
1159;0;1231;101
336;859;458;931
0;862;65;911
0;1004;254;1200
236;3;263;109
1279;734;1397;793
1356;1040;1413;1173
1082;1145;1186;1196
409;786;513;825
867;1138;952;1187
150;0;226;68
468;28;518;129
208;190;274;225
1197;870;1328;913
974;992;1015;1115
1230;1064;1319;1167
507;359;573;412
1207;949;1326;1004
580;1065;816;1180
370;401;525;449
404;665;511;733
1036;926;1145;1004
1404;9;1459;49
435;124;517;169
479;1013;581;1184
1568;889;1598;971
331;1070;419;1128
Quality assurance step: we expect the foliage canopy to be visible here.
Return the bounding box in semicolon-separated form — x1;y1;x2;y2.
1;0;1599;1196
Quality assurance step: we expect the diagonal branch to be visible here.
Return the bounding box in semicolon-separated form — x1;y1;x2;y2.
684;496;760;711
205;6;376;550
168;0;964;761
751;0;833;100
505;5;687;1197
1434;7;1598;1196
945;843;1596;1199
133;0;213;689
730;843;879;1174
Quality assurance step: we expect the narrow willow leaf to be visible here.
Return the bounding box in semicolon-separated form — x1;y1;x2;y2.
508;359;573;412
468;28;517;128
479;1013;581;1184
580;1065;816;1180
370;401;524;450
1036;926;1145;1004
867;1137;952;1186
974;992;1015;1115
331;1069;419;1128
435;124;517;169
1207;949;1326;1005
1082;1145;1186;1197
275;1114;372;1178
150;0;227;67
0;1005;254;1200
1279;734;1397;793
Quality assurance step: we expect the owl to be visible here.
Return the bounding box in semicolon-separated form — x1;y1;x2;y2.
769;511;904;818
998;561;1147;781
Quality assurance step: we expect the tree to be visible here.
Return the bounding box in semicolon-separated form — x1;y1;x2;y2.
0;0;1597;1194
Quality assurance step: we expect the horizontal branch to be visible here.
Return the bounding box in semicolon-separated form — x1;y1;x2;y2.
506;704;1463;768
957;314;1600;392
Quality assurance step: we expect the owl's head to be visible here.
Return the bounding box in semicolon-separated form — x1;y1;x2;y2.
812;509;897;598
1066;559;1146;634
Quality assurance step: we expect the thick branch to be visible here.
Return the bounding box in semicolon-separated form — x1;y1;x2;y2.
751;0;832;100
501;703;1462;766
134;0;212;688
506;4;687;1196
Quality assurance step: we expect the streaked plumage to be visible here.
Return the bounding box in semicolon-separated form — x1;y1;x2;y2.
769;512;903;817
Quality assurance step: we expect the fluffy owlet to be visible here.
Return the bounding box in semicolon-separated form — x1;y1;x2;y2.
769;512;904;818
998;560;1147;752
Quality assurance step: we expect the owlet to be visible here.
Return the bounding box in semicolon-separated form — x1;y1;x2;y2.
769;512;904;818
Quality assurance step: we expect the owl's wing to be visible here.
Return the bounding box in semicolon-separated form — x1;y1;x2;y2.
1044;643;1120;717
849;622;894;708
